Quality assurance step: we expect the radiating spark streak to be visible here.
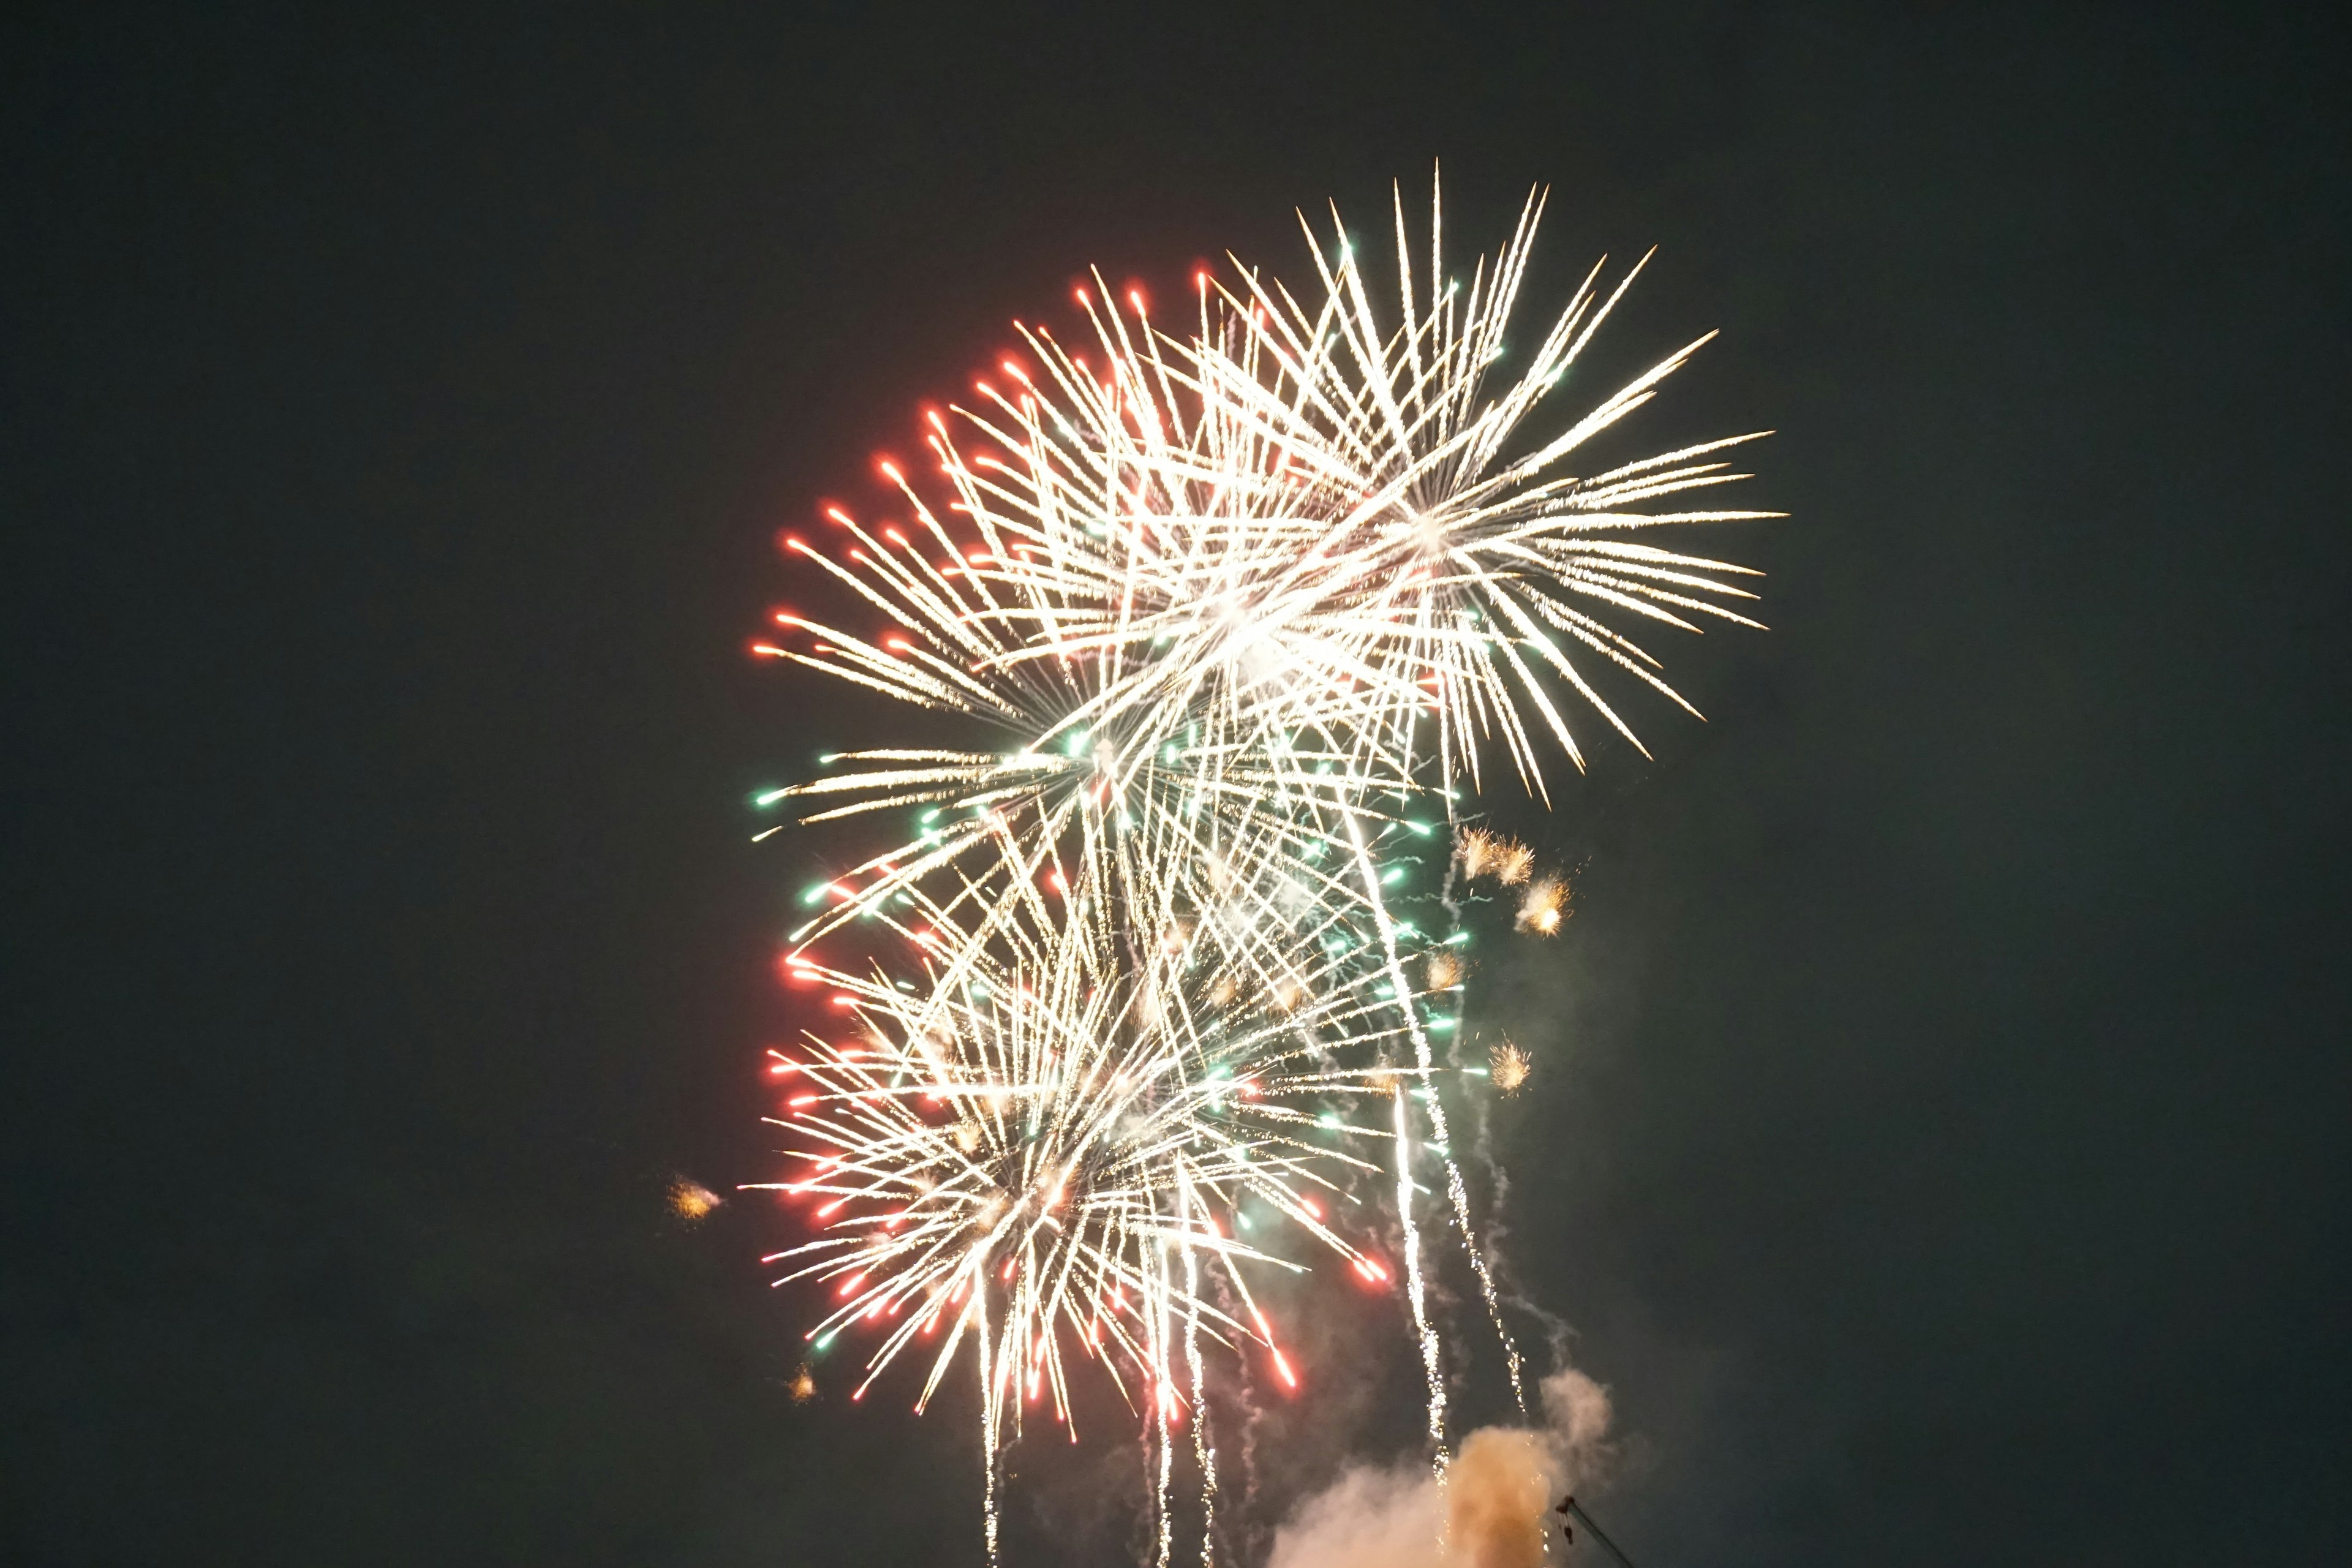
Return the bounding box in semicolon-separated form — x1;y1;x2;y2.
754;168;1770;1560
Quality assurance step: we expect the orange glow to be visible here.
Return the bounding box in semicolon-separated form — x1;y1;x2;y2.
668;1177;723;1221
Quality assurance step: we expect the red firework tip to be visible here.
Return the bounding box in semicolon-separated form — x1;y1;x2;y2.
877;459;903;483
824;507;853;525
1128;288;1147;313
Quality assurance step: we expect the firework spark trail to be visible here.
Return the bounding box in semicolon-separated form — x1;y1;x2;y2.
1436;823;1531;1417
1336;801;1529;1428
1182;1166;1220;1568
1155;1240;1177;1568
753;170;1769;1560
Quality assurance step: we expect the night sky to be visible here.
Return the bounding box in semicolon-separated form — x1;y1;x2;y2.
7;4;2349;1564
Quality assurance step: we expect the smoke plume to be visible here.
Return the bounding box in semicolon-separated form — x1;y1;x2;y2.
1265;1366;1615;1568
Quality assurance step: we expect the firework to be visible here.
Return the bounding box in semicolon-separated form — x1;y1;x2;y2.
669;1176;723;1221
1515;876;1569;937
1460;828;1535;887
753;170;1768;1562
1489;1039;1532;1096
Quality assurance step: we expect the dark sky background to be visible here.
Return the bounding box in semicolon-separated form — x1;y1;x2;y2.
6;3;2349;1564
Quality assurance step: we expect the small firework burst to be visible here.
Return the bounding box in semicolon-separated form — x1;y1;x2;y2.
1490;1040;1532;1095
1517;876;1569;935
788;1365;818;1403
1426;950;1464;990
1462;829;1536;886
669;1176;723;1221
1458;827;1502;878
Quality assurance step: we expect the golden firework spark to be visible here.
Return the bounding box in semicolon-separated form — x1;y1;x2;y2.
1490;1041;1532;1095
1517;876;1569;936
669;1177;723;1221
1459;827;1502;879
1426;951;1464;990
1460;829;1535;886
788;1365;818;1403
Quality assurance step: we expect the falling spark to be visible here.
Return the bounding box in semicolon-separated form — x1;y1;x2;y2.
752;168;1770;1562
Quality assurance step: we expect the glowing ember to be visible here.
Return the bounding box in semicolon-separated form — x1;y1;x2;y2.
669;1177;723;1221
